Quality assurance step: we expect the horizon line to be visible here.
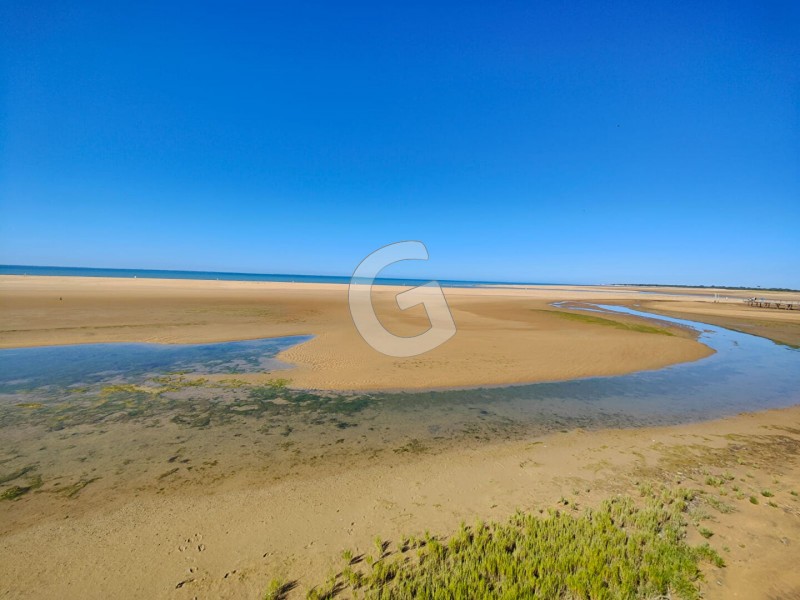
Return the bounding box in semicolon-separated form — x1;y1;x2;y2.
1;264;798;293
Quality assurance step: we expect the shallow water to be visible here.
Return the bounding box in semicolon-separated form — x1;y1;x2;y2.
0;336;311;393
1;304;798;428
1;304;798;505
399;303;800;430
584;303;800;419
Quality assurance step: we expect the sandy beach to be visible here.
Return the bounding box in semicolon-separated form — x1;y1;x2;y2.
1;276;799;599
4;1;797;596
0;276;730;390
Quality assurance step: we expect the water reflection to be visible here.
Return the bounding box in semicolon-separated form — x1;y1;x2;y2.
0;336;311;393
0;305;798;434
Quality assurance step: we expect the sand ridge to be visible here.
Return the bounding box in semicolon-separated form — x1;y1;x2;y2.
0;276;725;390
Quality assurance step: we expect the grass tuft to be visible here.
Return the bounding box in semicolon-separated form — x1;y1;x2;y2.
282;487;722;599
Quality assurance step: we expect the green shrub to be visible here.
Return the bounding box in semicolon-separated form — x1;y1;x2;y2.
288;487;723;599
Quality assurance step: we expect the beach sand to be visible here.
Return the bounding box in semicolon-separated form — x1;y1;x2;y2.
1;403;798;599
1;276;799;598
0;276;725;390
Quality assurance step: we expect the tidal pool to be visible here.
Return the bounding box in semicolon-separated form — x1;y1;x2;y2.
1;305;798;505
0;335;311;393
408;303;800;429
1;305;799;432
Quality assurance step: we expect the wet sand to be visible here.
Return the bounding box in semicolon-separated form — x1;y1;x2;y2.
1;402;799;599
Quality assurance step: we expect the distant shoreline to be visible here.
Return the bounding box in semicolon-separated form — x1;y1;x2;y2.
614;282;800;293
0;264;556;289
2;264;795;292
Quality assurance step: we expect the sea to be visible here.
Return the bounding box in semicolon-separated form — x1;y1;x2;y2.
0;264;549;288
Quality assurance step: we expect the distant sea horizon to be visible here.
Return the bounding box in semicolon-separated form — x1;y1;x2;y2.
0;264;560;288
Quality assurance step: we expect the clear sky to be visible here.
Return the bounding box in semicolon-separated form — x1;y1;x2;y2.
1;1;798;287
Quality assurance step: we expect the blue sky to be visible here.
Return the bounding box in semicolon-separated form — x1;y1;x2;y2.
1;1;798;287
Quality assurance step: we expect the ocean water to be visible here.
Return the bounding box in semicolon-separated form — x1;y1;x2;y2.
0;264;545;288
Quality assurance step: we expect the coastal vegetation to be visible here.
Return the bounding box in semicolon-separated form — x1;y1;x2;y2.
276;486;723;600
543;310;674;336
616;283;800;292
